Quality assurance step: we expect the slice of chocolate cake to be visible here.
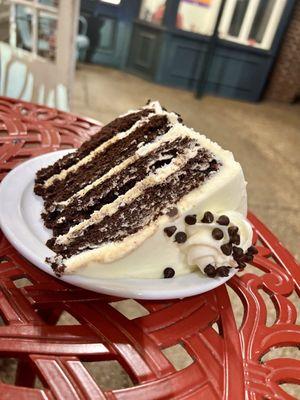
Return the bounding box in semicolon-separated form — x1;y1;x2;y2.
35;101;254;279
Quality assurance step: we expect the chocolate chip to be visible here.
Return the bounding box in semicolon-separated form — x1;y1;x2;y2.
220;243;232;255
232;246;244;258
185;215;197;225
167;207;178;217
241;253;253;263
228;225;239;237
216;266;231;277
237;261;246;270
164;226;177;237
210;159;219;171
217;215;230;226
230;234;240;245
163;267;175;278
247;245;258;255
201;211;214;223
204;264;216;277
212;228;224;240
175;231;187;243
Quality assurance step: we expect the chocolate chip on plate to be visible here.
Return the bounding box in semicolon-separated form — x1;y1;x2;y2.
204;264;216;277
220;243;232;256
167;207;178;217
201;211;214;223
164;226;177;237
163;267;175;279
216;266;230;277
230;234;240;245
217;215;230;226
228;226;239;237
185;214;197;225
175;231;187;244
212;228;224;240
232;246;244;258
247;245;258;255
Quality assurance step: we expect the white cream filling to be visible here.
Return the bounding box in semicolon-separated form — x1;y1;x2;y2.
57;121;193;208
43;112;155;188
56;140;201;246
44;103;180;189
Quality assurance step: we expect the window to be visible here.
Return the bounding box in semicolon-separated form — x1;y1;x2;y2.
99;0;121;4
0;3;10;43
9;0;59;61
139;0;167;25
228;0;249;36
219;0;287;50
249;0;275;44
176;0;222;36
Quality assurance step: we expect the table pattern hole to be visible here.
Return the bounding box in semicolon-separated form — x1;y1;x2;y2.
161;343;194;371
59;143;75;150
13;277;34;289
258;289;277;327
82;360;134;391
288;291;300;325
0;357;18;384
0;314;4;326
279;383;300;399
13;277;33;289
242;264;265;276
34;376;44;389
212;322;220;335
56;310;81;326
226;285;244;330
0;257;10;264
23;142;41;149
0;131;7;138
261;346;300;363
9;155;29;163
109;299;150;320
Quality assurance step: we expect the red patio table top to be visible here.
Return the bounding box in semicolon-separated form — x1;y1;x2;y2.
0;97;299;400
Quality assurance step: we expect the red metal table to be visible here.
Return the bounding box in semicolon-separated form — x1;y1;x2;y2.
0;97;299;400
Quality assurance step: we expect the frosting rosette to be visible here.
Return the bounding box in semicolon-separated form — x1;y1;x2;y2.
182;211;253;275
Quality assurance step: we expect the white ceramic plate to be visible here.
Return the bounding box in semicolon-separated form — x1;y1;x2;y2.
0;150;236;299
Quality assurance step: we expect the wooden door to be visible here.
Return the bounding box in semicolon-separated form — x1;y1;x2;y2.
0;0;80;110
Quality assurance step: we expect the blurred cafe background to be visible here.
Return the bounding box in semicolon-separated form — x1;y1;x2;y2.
0;1;299;396
0;0;299;110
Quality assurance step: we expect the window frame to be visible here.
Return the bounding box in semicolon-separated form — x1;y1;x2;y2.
218;0;287;50
9;0;58;54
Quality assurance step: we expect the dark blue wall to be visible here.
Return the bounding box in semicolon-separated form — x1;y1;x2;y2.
81;0;295;102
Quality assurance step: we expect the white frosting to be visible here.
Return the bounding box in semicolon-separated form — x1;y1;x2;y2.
182;211;253;274
60;138;250;278
46;101;252;279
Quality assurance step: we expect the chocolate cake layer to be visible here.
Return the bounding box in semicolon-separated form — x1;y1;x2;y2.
34;108;152;189
49;149;220;262
40;114;171;206
43;137;192;236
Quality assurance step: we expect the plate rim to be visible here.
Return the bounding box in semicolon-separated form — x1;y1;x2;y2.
0;150;236;299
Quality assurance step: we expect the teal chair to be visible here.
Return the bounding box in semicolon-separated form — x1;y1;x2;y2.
16;7;89;61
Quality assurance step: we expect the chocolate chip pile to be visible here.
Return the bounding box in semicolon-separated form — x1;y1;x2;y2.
200;211;258;277
162;209;258;279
